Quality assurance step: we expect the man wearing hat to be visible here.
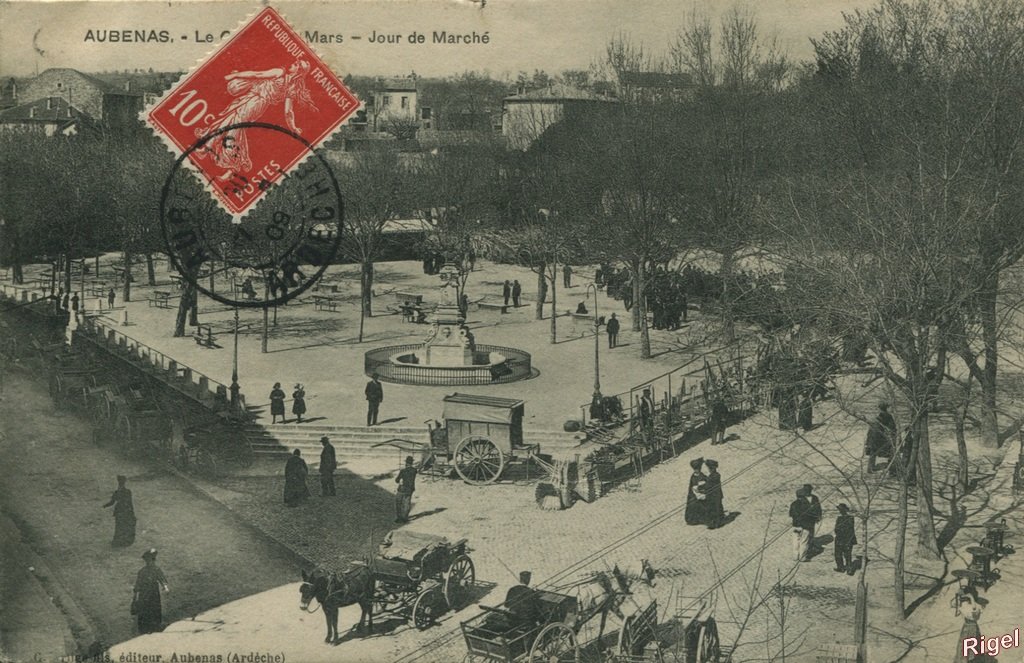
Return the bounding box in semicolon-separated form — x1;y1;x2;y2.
833;504;858;575
703;460;725;529
684;457;707;526
788;484;822;562
319;436;337;497
395;456;418;523
865;402;896;472
365;373;384;426
505;571;542;625
132;548;169;634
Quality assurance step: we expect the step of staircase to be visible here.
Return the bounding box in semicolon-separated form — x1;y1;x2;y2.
245;422;585;461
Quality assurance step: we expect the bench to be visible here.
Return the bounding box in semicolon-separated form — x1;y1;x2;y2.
313;295;341;312
394;292;424;305
193;324;217;348
478;301;509;314
148;291;173;309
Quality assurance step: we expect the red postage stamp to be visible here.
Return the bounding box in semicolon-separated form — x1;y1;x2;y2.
144;7;359;217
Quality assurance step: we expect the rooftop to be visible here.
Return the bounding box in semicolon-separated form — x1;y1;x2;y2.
503;83;616;103
0;96;85;123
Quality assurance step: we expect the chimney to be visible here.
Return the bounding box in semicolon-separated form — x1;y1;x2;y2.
516;85;526;96
67;106;72;118
47;98;53;110
29;106;36;118
125;80;132;92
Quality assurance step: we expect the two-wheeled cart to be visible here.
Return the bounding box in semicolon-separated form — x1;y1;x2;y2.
371;529;477;630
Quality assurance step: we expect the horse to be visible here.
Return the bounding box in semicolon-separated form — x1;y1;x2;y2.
559;559;658;649
299;565;375;644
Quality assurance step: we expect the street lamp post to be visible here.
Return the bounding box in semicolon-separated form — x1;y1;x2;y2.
587;283;602;402
230;305;240;412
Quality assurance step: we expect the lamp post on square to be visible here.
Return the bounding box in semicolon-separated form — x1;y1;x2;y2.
587;282;602;402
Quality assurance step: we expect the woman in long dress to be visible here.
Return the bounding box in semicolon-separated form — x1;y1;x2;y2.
195;59;318;181
132;549;169;634
103;475;136;547
291;384;306;423
270;382;286;423
684;458;707;526
283;449;310;506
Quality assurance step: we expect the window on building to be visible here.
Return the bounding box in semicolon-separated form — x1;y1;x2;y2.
401;96;408;109
382;95;390;108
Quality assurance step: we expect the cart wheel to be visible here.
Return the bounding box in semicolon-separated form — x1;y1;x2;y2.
371;589;406;617
115;414;134;457
443;554;475;610
454;436;505;485
697;618;720;663
529;622;578;663
195;448;219;478
49;374;63;406
617;610;658;657
412;586;444;630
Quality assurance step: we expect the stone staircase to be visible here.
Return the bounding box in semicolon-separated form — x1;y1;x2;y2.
244;422;587;464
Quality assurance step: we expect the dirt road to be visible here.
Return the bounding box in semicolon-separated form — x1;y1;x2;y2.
0;369;303;654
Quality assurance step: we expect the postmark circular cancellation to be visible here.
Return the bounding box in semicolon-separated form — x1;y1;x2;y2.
159;121;344;308
144;7;359;307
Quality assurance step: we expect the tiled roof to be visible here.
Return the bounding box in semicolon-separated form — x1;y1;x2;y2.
379;78;418;91
38;68;119;93
504;83;616;103
0;97;85;123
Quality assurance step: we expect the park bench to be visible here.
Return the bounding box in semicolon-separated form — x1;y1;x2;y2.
478;300;509;314
394;292;424;305
313;295;341;312
148;291;173;309
193;323;217;348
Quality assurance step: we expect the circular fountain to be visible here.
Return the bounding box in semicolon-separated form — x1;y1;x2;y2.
364;263;533;385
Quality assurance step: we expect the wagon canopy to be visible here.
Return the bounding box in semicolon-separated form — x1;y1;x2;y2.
442;393;524;424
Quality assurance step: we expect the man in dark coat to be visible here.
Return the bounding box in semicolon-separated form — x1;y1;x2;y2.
684;457;707;526
562;264;572;288
638;388;655;438
395;456;418;522
502;280;511;307
283;449;310;506
703;459;725;529
365;374;384;426
833;503;857;574
107;287;116;309
319;436;337;497
798;393;814;431
102;475;136;547
606;313;620;348
71;292;80;312
132;548;168;634
789;484;822;561
865;402;896;472
512;280;522;307
710;397;729;445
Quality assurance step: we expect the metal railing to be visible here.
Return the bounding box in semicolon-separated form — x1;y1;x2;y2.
364;343;533;386
78;316;238;410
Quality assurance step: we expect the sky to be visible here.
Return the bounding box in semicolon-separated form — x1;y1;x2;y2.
0;0;878;79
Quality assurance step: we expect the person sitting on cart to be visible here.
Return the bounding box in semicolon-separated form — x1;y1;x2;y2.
505;571;543;625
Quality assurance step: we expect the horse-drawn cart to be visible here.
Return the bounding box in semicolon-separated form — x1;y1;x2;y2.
461;566;658;663
386;394;542;485
372;529;476;629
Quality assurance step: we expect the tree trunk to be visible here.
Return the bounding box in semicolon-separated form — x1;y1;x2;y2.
262;279;269;353
954;403;970;493
631;260;641;332
12;261;23;284
122;251;132;303
361;260;374;317
535;263;546;321
95;254;100;276
146;254;156;286
894;470;909;618
173;282;193;337
638;261;651;359
189;291;199;326
720;248;736;344
64;253;73;294
913;412;941;559
977;272;999;447
550;266;557;344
